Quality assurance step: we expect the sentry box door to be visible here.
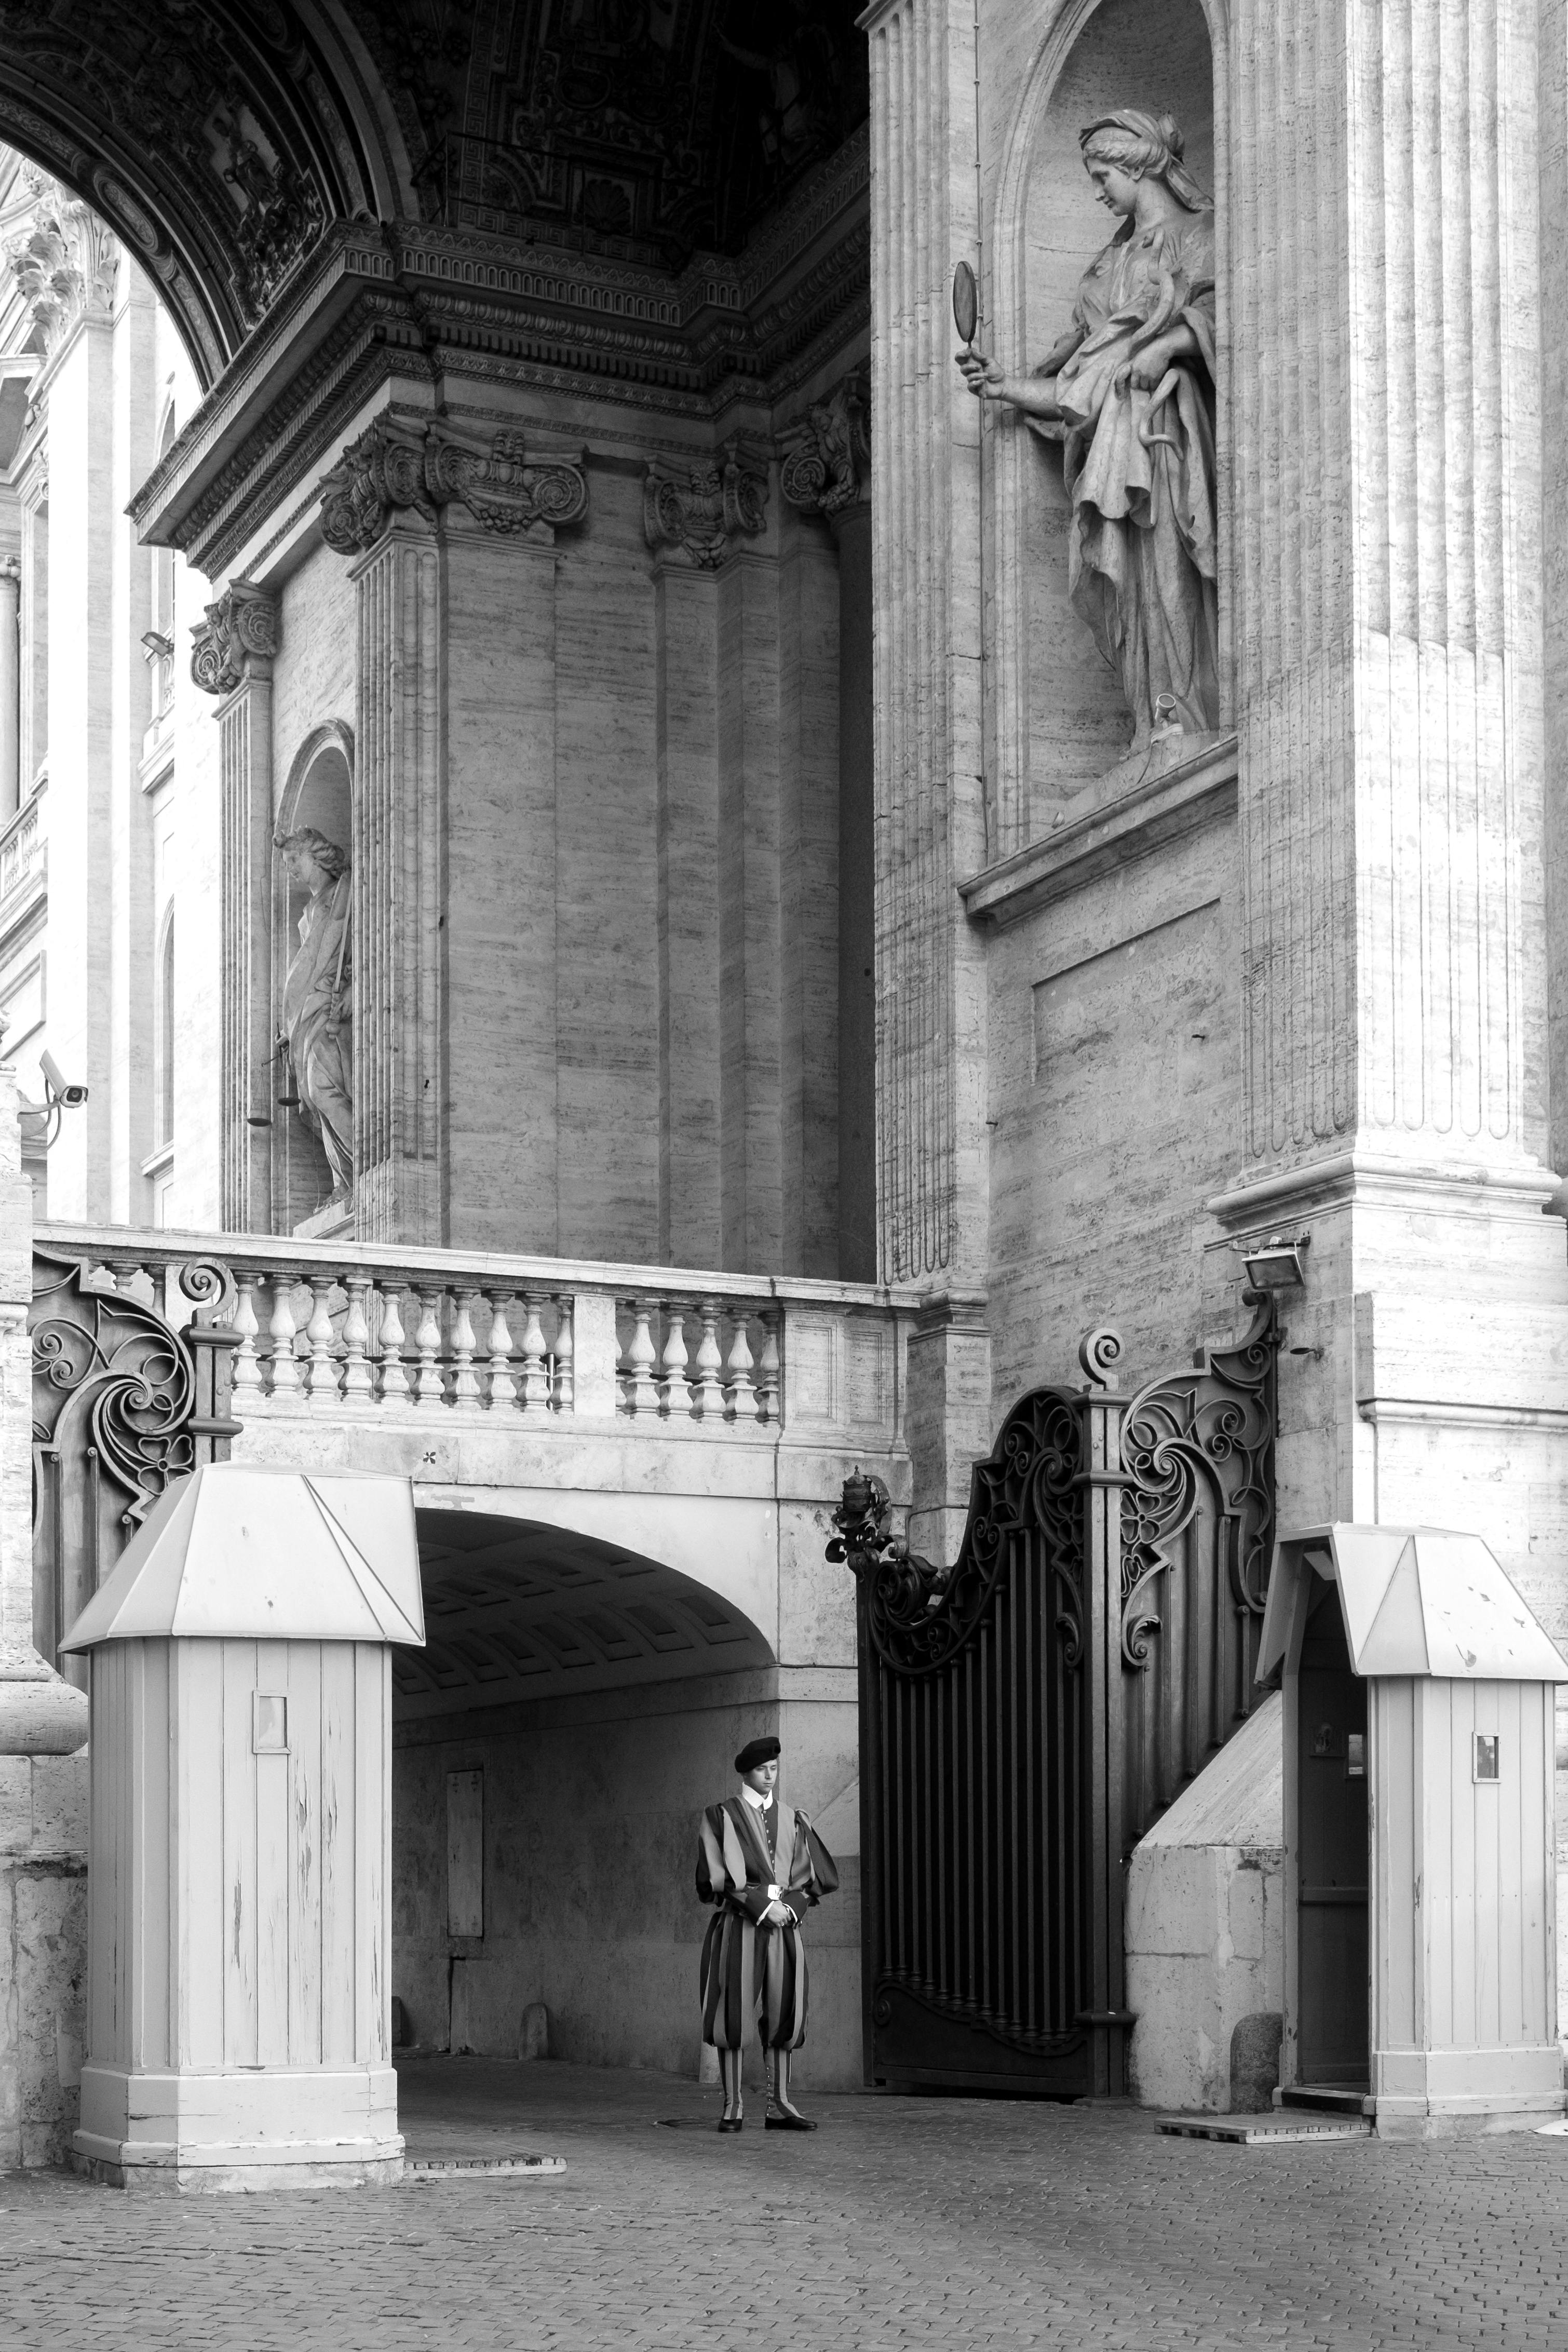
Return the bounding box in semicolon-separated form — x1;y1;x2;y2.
1294;1580;1369;2089
1260;1523;1567;2133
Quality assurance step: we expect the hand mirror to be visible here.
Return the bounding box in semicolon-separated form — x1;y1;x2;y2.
952;261;978;348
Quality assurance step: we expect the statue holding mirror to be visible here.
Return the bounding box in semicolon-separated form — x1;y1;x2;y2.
275;826;354;1198
958;109;1218;747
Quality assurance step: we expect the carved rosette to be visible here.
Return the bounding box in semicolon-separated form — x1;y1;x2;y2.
643;441;769;568
190;584;279;697
779;373;870;520
318;416;590;556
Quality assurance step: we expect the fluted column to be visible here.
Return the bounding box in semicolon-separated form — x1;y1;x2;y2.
1223;0;1568;1544
866;0;993;1552
192;583;278;1232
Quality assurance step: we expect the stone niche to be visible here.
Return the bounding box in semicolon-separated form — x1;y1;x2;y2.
996;0;1218;845
273;722;355;1234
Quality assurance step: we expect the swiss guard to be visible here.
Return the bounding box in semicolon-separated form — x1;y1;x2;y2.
696;1734;839;2132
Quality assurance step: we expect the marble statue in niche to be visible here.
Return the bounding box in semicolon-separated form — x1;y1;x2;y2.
958;109;1218;746
275;827;353;1198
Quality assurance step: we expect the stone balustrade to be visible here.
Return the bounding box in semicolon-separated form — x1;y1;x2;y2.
35;1223;916;1442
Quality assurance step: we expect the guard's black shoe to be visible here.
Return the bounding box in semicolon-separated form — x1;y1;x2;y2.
717;2114;744;2132
764;2111;817;2130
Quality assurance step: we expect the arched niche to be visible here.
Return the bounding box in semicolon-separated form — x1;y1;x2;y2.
273;721;355;1226
988;0;1223;853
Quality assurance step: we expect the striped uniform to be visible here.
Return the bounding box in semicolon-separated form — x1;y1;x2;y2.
696;1796;839;2052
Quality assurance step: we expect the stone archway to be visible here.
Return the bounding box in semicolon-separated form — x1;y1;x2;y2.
389;1505;860;2086
0;5;408;385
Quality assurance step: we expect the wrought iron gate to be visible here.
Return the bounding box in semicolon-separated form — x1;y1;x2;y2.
31;1246;240;1678
830;1303;1277;2097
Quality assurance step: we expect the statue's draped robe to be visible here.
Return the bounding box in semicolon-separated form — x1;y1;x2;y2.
696;1796;838;2052
281;874;353;1191
1036;210;1219;742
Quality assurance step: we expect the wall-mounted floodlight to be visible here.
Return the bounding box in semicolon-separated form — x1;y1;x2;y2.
1235;1231;1309;1291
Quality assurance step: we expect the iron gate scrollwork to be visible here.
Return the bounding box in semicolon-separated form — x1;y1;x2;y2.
31;1248;242;1679
830;1302;1277;2097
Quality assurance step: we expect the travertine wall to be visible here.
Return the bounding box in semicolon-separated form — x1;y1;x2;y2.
984;778;1243;1398
244;389;850;1274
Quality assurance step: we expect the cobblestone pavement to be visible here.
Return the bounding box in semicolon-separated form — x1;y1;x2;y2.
2;2060;1566;2350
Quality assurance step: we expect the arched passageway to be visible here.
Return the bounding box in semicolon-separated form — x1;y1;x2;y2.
391;1509;860;2087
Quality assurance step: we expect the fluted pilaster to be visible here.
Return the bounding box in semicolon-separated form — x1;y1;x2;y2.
865;0;989;1290
352;528;444;1243
1232;0;1543;1174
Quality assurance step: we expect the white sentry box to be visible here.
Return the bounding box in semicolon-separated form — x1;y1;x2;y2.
1259;1525;1567;2139
61;1463;425;2189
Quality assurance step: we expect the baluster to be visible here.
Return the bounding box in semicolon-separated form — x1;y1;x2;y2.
657;1300;691;1416
341;1276;373;1401
620;1299;658;1414
413;1289;445;1411
725;1312;759;1421
230;1274;263;1400
376;1284;411;1405
485;1291;518;1409
451;1290;482;1409
107;1258;145;1301
691;1301;725;1418
267;1270;302;1399
519;1294;551;1409
304;1274;340;1399
755;1312;780;1423
551;1295;574;1413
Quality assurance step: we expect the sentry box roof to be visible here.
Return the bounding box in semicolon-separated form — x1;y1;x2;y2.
61;1464;426;1653
1258;1525;1568;1685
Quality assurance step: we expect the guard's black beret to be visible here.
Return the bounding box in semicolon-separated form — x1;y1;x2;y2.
735;1734;781;1773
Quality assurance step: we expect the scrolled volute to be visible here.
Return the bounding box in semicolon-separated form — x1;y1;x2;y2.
643;438;769;567
189;583;279;697
779;372;870;519
425;423;589;538
319;415;435;556
319;416;590;554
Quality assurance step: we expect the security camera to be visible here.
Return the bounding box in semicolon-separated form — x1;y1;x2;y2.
40;1050;89;1108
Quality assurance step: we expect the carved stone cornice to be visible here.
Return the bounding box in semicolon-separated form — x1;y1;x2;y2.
129;152;868;581
318;414;590;556
190;584;278;697
643;442;769;569
780;371;870;520
6;172;118;359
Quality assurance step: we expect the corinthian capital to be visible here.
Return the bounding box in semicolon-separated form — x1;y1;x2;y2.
190;583;279;697
319;416;591;556
643;440;768;569
5;171;118;358
426;424;589;538
318;415;435;556
779;372;870;519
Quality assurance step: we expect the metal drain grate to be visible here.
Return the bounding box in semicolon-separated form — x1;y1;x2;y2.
404;2154;567;2177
